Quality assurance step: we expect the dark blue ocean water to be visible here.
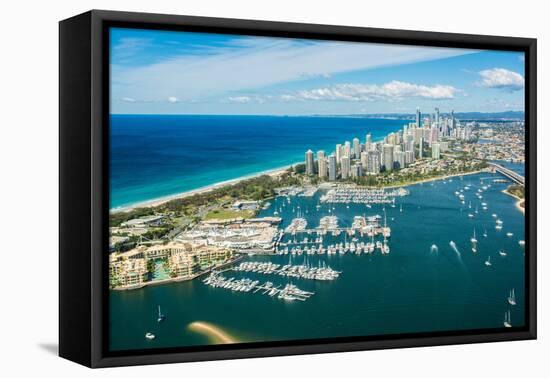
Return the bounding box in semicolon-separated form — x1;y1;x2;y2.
110;115;407;209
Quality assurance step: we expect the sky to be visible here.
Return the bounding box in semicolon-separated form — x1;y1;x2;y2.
110;27;525;115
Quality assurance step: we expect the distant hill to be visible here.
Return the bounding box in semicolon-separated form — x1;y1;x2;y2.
344;111;524;121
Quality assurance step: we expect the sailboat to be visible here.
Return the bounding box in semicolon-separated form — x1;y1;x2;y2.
503;310;512;328
508;289;517;306
484;256;492;266
157;305;165;323
470;229;478;244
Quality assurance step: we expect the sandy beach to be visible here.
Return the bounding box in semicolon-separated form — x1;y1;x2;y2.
110;164;294;214
502;189;525;215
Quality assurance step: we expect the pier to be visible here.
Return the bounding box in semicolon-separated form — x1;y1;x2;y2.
232;261;340;281
203;272;315;301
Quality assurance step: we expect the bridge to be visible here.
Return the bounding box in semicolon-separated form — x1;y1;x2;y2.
488;162;525;185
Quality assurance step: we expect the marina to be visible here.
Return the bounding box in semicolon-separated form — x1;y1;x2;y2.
110;167;526;351
203;272;315;301
231;261;340;281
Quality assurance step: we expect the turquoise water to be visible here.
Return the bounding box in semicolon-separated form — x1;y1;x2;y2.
110;167;525;351
109;115;407;209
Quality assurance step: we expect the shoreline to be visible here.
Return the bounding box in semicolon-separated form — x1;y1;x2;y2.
502;188;525;215
379;169;486;189
110;164;295;214
111;168;490;214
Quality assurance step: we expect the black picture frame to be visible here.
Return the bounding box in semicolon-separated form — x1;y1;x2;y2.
59;9;537;368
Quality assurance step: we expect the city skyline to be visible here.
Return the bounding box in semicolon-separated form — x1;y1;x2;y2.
111;28;525;115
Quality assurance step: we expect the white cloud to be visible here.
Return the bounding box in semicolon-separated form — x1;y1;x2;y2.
478;68;524;91
167;96;179;103
112;38;478;107
280;81;459;102
227;96;252;103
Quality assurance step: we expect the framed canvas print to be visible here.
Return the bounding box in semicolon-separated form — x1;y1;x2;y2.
59;10;536;368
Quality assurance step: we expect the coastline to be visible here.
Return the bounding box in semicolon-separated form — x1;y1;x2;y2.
380;169;486;189
502;188;525;215
111;166;488;214
110;164;294;214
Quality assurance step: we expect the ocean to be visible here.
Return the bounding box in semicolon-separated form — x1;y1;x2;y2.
110;167;526;351
109;115;408;209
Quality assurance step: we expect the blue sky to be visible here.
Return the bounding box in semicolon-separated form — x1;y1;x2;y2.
110;27;525;115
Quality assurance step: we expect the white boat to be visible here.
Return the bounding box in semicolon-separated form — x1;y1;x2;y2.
145;332;156;340
518;240;526;246
470;229;478;244
468;213;474;218
157;305;165;323
484;256;492;266
508;289;517;306
499;250;507;257
483;229;488;238
492;213;498;218
495;225;503;230
506;232;514;237
503;310;512;328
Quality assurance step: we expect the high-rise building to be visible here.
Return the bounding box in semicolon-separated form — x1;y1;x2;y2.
344;141;351;158
451;109;455;129
387;132;396;145
317;150;327;178
360;151;368;168
351;163;363;178
365;133;372;151
335;143;342;163
419;137;424;159
305;149;314;175
405;150;415;165
341;156;351;179
429;125;439;147
432;142;441;159
416;107;421;127
328;154;337;181
352;138;361;158
394;151;405;170
367;151;380;174
435;107;440;127
382;144;394;171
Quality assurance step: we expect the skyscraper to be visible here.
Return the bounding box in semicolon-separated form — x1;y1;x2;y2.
382;144;394;171
360;151;368;168
328;154;337;181
416;107;421;127
344;141;351;158
435;107;440;127
429;125;439;147
405;150;415;166
341;156;351;179
351;163;363;178
335;143;342;163
432;142;441;159
419;137;424;159
305;149;314;175
352;138;361;158
367;151;381;174
365;133;372;151
394;151;405;170
317;150;327;178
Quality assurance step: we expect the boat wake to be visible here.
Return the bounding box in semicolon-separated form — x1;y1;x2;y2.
188;321;237;344
449;241;462;258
